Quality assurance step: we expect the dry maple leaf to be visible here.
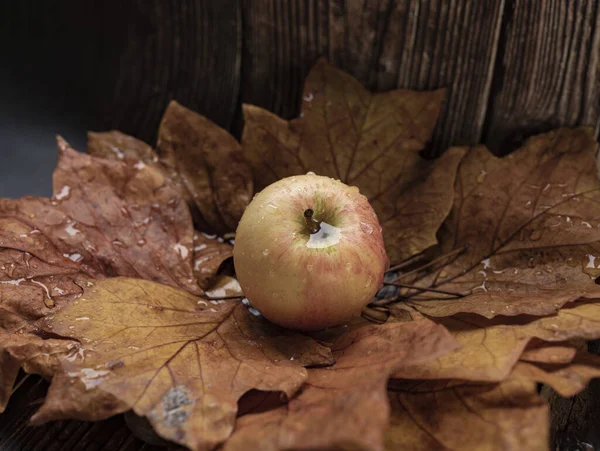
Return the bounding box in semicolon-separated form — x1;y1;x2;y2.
0;135;240;411
158;101;253;235
242;59;465;264
88;103;253;237
87;130;158;163
403;127;600;318
41;277;333;451
386;377;548;451
0;333;79;413
1;137;200;294
391;301;600;384
223;319;459;451
30;369;129;424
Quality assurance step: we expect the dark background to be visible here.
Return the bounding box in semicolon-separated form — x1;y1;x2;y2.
1;0;600;449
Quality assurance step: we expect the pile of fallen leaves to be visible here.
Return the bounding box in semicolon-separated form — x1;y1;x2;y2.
2;60;600;450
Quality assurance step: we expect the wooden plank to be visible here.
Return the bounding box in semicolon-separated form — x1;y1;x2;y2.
104;0;242;142
0;0;242;146
0;375;157;451
542;340;600;449
240;0;505;156
483;0;600;154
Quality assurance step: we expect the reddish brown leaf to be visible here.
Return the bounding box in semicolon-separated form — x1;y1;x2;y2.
392;301;600;383
406;128;600;318
0;248;85;333
224;319;459;451
0;137;206;410
512;352;600;397
242;59;464;263
31;370;129;424
0;332;76;413
87;131;158;163
386;378;548;451
0;348;19;412
0;137;200;295
158;101;253;235
0;246;86;412
42;278;333;450
192;232;233;290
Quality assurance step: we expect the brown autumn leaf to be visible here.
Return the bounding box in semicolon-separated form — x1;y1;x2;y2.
391;301;600;383
41;277;333;450
242;59;465;264
30;370;129;424
386;377;548;451
0;137;200;295
192;232;233;290
87;130;158;164
0;350;19;412
0;332;78;413
512;351;600;397
0;248;86;333
158;101;253;235
223;319;459;451
0;136;227;410
89;106;254;238
404;127;600;318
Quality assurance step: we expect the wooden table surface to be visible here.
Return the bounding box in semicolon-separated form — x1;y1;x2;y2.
1;1;600;449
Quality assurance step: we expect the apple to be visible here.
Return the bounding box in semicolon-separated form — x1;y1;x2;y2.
233;173;388;331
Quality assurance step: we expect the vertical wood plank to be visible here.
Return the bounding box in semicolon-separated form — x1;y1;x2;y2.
240;0;505;156
483;0;600;154
107;0;242;142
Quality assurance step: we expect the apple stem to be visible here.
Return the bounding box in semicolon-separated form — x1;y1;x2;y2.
303;208;321;234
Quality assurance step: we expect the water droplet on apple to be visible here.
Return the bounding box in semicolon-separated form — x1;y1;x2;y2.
306;171;316;175
345;262;352;271
267;202;278;210
307;264;314;272
262;249;270;256
360;222;373;234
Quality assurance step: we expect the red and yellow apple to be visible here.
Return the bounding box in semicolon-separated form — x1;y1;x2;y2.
233;174;388;331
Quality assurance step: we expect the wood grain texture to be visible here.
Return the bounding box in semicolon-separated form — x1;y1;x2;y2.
542;340;600;449
0;0;242;148
106;0;242;142
483;0;600;154
0;375;163;451
240;0;505;156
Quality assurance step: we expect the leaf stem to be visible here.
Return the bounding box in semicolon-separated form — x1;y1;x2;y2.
383;282;466;298
386;252;428;273
202;295;245;301
11;373;31;396
392;246;467;282
304;209;321;234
